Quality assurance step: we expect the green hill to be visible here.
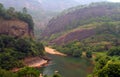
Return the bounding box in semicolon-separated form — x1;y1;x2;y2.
41;2;120;45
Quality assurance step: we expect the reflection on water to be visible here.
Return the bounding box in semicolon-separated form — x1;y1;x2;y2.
43;54;94;77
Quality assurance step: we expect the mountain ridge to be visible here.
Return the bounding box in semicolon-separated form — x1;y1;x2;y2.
41;2;120;45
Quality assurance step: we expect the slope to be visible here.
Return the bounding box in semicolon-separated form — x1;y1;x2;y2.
41;2;120;45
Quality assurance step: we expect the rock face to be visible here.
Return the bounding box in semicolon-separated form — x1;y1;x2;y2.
0;18;34;38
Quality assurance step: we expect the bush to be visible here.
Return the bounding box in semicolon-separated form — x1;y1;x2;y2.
72;49;82;57
53;73;62;77
17;67;40;77
107;46;120;56
0;35;45;70
86;51;92;58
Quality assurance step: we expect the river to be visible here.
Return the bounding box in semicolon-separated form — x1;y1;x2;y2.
42;53;94;77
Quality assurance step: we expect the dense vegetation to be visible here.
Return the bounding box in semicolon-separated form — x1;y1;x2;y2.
0;67;40;77
54;22;120;56
0;3;34;30
0;67;62;77
0;35;45;70
88;51;120;77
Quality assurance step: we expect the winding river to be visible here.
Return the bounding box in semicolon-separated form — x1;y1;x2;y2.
42;47;94;77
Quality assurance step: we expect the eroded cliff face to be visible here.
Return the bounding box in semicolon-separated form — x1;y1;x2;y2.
0;18;34;38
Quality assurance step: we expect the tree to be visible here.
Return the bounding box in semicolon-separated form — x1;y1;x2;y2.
23;7;27;14
53;73;62;77
15;38;31;53
94;56;111;75
0;51;15;70
107;46;120;56
17;67;40;77
73;49;82;57
0;3;3;9
6;7;16;18
0;68;16;77
0;35;14;48
98;61;120;77
36;42;45;55
7;7;15;14
0;38;4;52
86;51;92;58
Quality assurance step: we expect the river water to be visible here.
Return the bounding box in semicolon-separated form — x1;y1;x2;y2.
42;54;94;77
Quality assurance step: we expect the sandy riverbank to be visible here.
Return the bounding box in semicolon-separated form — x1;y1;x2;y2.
45;47;67;56
24;57;49;68
12;57;49;72
12;47;66;72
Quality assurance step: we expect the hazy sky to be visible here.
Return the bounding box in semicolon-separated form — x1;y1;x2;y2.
108;0;120;2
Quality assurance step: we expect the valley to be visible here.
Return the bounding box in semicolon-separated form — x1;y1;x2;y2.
0;1;120;77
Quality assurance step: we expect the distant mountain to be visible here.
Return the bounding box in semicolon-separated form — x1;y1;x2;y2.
43;0;108;11
0;0;107;36
41;2;120;45
41;0;106;11
0;0;106;11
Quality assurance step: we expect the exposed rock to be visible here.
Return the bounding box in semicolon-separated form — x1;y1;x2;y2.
0;18;34;38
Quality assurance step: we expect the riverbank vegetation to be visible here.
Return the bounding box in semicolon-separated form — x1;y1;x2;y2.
53;22;120;57
52;21;120;77
88;48;120;77
0;67;62;77
0;35;45;70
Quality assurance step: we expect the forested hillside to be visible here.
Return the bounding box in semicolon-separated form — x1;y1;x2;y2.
0;3;46;77
41;2;120;44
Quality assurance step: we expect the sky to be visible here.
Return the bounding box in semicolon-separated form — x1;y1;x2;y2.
108;0;120;2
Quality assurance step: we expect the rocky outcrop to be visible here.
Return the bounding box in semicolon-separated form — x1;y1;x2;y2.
0;18;34;38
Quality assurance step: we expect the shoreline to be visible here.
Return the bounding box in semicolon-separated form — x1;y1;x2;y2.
45;47;67;56
11;56;50;72
12;47;66;72
24;56;50;68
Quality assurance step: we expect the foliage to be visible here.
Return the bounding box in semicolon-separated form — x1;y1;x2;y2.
107;46;120;56
17;67;40;77
17;12;34;30
94;56;111;74
86;51;92;58
72;49;82;57
0;68;17;77
98;61;120;77
0;35;45;70
55;41;82;57
0;3;34;30
89;52;120;77
93;56;120;77
0;67;40;77
53;73;62;77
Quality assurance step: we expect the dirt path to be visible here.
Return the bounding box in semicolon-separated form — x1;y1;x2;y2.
45;47;67;56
